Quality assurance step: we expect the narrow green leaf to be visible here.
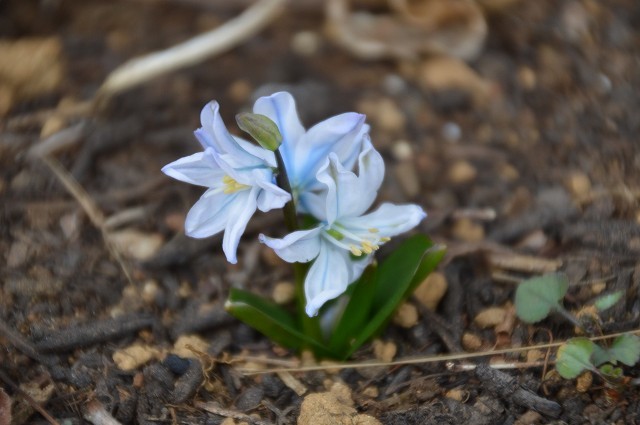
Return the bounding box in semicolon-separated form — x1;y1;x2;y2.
594;291;623;312
328;265;377;355
515;273;569;323
608;334;640;366
344;236;445;358
556;337;595;379
225;288;334;358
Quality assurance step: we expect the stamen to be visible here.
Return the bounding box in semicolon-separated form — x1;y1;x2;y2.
380;237;391;243
349;245;363;256
221;175;249;194
368;228;379;233
361;241;374;254
326;228;345;240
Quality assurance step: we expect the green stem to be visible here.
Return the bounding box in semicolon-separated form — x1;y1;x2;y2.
274;149;322;344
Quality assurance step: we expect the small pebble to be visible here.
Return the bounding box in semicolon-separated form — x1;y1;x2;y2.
461;332;483;351
108;229;164;261
372;339;397;363
517;66;537;90
172;335;209;359
565;171;591;198
392;302;419;328
113;344;160;371
382;74;407;95
445;387;467;402
448;160;477;184
474;307;507;328
576;371;593;393
228;79;252;103
391;140;413;161
291;31;321;56
442;122;462;143
272;281;295;305
141;280;160;304
413;272;448;311
394;162;421;198
451;218;485;242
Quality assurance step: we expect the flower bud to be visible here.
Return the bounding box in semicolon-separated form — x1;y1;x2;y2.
236;112;282;151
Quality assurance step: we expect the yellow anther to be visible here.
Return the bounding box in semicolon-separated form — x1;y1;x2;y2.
368;228;379;233
380;237;391;243
361;241;374;255
221;175;249;194
349;245;363;256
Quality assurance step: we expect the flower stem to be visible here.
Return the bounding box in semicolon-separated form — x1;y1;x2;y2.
274;150;298;233
274;149;322;344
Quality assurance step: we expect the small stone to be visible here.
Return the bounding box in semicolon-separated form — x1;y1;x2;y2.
417;56;491;105
514;410;543;425
357;97;406;133
297;392;381;425
6;240;30;269
445;387;467;402
172;335;209;359
291;31;321;56
228;79;252;103
576;371;593;393
372;339;397;363
382;74;407;95
448;160;477;184
391;140;413;161
461;332;483;351
113;344;161;371
517;66;536;90
474;307;507;328
141;280;160;304
329;381;353;407
413;272;448;311
442;122;462;143
235;386;264;411
362;386;379;398
526;349;544;363
499;164;520;181
394;162;421;198
565;171;591;198
272;281;295;305
451;218;485;242
392;302;419;328
108;229;164;261
164;212;185;232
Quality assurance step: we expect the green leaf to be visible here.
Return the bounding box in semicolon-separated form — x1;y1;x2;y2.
328;265;377;355
608;334;640;366
344;235;445;359
591;344;611;367
515;273;568;323
556;337;596;379
225;288;335;358
594;291;623;312
599;364;623;379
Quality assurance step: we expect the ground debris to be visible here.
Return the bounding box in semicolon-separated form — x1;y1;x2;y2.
475;364;561;418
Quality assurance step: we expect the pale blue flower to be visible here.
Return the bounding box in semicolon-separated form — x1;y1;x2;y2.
162;101;290;264
253;92;370;213
260;142;426;316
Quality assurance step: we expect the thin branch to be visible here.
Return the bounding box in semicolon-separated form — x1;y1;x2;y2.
97;0;286;101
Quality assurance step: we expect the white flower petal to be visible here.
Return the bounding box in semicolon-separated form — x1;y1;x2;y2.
161;149;223;187
234;136;277;168
341;203;426;238
222;188;259;264
253;92;305;173
185;189;235;238
316;152;381;224
304;242;351;317
254;172;291;212
293;112;366;190
297;189;327;221
259;227;322;263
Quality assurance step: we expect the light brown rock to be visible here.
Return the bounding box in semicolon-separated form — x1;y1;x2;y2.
297;392;381;425
474;307;507;328
272;281;295;305
448;160;477;184
451;218;485;242
372;339;397;363
108;229;164;261
414;272;448;311
113;344;161;371
392;302;419;328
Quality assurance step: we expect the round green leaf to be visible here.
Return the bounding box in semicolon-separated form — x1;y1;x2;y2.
593;291;623;312
609;334;640;366
556;337;595;379
515;273;568;323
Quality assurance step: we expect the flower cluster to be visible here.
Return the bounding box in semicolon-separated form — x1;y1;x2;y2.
163;92;426;316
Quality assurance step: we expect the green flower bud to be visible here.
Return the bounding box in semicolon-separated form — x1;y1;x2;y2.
236;112;282;151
